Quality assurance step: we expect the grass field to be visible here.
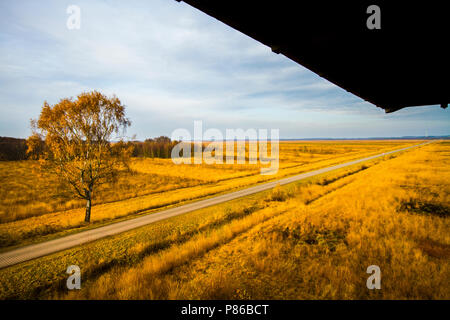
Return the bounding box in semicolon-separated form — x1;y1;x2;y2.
0;140;416;249
0;140;448;299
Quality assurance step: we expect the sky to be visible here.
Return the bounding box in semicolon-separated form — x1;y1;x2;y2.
0;0;448;140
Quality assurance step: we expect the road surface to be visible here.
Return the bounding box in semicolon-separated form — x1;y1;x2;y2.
0;141;431;269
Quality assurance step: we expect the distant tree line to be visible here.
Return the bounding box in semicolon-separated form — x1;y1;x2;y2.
0;135;181;161
129;136;180;159
0;137;28;160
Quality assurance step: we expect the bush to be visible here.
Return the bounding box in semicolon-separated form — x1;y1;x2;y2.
269;184;288;202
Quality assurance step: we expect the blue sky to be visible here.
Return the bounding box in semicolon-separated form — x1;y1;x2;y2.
0;0;448;139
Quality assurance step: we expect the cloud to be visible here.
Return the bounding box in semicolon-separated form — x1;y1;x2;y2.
0;0;448;139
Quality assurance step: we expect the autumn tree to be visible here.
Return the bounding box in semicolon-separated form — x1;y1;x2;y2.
28;91;132;222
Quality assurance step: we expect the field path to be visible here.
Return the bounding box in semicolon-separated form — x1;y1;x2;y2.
0;141;431;269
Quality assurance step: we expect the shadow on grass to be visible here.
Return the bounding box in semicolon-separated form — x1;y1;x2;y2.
399;199;449;218
416;238;450;259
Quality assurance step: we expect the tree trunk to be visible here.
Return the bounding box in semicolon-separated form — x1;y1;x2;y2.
84;188;92;223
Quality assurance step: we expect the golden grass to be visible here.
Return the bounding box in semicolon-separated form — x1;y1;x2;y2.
65;141;450;299
0;141;416;248
0;140;447;300
0;162;374;299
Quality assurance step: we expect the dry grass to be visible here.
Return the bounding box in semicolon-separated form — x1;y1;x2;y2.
0;141;415;248
0;161;375;299
59;141;448;300
0;140;446;300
